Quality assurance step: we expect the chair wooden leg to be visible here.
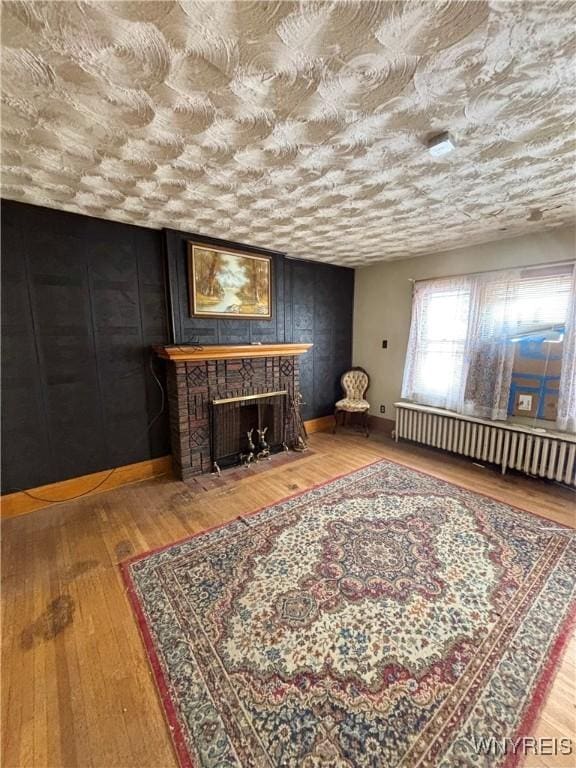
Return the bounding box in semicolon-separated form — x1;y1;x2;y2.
334;410;369;435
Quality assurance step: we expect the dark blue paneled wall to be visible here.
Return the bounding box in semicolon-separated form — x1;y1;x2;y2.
1;201;354;492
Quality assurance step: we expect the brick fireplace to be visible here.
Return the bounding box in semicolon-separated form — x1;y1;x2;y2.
155;344;313;480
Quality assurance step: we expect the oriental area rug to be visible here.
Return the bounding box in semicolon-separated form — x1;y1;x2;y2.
121;460;575;768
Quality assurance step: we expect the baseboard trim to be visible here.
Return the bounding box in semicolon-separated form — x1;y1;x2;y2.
304;415;334;434
1;456;172;520
3;417;335;519
368;415;395;436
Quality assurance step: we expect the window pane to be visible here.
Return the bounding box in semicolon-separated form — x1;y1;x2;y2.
425;292;470;341
417;350;465;397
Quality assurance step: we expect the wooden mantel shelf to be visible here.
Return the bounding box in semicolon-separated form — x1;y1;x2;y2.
154;343;313;362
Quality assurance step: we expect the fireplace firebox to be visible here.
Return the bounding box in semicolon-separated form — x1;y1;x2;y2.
210;390;287;473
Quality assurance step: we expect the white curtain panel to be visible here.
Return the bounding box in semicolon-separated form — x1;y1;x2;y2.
557;266;576;433
461;270;522;421
401;277;472;411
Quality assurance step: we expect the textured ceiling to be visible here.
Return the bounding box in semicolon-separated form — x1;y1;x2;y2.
1;1;575;266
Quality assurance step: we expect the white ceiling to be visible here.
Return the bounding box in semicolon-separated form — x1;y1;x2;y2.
1;0;575;267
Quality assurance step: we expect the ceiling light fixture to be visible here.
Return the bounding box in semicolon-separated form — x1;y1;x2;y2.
427;132;456;157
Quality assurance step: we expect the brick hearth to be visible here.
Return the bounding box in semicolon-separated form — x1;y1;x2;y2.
156;345;312;480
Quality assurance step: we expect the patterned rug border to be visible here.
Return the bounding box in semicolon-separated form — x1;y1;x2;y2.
122;565;193;768
504;599;576;768
119;456;575;768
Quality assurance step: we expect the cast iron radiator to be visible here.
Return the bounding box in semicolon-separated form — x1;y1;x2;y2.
395;401;576;487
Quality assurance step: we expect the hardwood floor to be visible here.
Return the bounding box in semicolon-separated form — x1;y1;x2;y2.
2;432;575;768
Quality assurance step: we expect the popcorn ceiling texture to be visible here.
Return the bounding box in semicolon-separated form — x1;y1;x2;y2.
1;0;575;266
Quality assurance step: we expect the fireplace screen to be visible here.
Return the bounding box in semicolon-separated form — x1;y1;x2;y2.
210;391;287;472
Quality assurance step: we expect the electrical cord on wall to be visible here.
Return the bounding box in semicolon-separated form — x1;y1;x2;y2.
6;354;166;504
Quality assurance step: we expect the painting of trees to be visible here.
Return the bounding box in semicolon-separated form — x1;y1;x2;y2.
193;248;224;300
240;258;269;308
189;244;271;318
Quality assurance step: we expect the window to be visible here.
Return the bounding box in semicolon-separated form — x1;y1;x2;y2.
402;279;471;410
402;264;576;430
475;268;572;340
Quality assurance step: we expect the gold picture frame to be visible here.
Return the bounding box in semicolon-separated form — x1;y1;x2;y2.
188;243;272;319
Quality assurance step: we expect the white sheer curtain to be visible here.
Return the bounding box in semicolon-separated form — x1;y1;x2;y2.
557;266;576;432
401;277;471;411
461;269;523;421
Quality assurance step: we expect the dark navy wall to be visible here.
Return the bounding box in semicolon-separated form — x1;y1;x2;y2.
1;201;354;492
285;256;354;421
1;200;170;493
164;228;354;421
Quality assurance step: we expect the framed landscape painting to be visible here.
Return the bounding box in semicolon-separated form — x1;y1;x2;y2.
188;243;272;319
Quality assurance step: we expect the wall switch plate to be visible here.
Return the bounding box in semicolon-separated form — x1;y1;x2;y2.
382;340;388;348
380;405;386;413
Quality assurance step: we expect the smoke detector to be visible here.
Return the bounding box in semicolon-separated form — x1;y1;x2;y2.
427;132;456;157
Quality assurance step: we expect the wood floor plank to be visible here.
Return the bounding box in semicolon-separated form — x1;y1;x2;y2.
2;433;574;767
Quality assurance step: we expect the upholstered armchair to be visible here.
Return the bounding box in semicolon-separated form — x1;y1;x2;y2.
333;367;370;436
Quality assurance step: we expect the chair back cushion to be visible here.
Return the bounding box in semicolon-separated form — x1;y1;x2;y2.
342;368;369;400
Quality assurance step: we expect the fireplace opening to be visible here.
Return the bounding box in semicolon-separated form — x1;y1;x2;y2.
210;391;287;472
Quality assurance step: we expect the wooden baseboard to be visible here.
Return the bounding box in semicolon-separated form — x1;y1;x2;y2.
304;415;334;434
368;415;395;436
304;415;393;436
1;456;172;520
3;416;337;520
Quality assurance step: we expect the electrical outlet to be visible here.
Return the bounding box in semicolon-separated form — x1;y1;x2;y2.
382;339;388;349
380;405;386;414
